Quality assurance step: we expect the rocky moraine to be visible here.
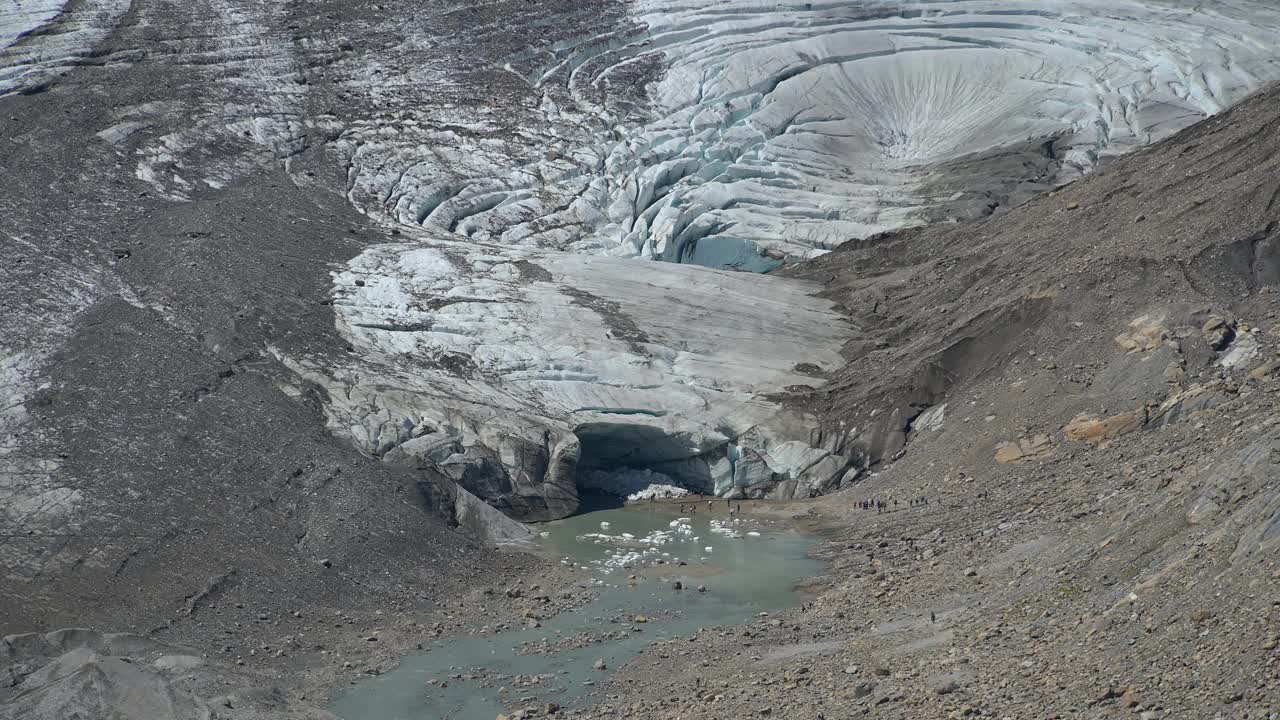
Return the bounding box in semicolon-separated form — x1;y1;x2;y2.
4;1;1280;719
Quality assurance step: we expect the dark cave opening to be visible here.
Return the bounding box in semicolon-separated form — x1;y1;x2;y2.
571;421;716;504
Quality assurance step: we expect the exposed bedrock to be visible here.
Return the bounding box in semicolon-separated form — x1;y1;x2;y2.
278;237;858;519
337;0;1280;269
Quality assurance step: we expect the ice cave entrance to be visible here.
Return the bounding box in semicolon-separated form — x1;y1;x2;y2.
572;421;715;504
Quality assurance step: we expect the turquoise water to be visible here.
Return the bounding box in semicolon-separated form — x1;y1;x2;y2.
329;499;821;720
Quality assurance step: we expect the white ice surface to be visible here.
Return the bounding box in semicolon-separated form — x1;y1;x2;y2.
0;0;132;95
281;237;855;503
340;1;1280;268
298;1;1280;506
0;0;65;49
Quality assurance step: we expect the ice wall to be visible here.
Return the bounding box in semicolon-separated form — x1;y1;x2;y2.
282;240;857;518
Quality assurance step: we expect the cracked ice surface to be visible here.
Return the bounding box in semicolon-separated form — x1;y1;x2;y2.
343;0;1280;270
283;239;857;518
0;0;133;95
303;1;1280;515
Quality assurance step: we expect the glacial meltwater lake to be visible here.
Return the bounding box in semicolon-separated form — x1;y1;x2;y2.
330;496;823;720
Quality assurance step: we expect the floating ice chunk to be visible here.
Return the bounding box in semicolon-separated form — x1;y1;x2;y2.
747;531;761;537
704;546;713;553
709;519;742;538
600;521;611;529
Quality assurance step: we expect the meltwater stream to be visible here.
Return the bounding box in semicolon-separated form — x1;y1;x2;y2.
330;498;822;720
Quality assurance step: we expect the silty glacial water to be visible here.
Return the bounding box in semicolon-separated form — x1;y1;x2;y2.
330;498;823;720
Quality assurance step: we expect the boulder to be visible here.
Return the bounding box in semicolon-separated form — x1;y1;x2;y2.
1114;314;1170;353
1062;411;1145;443
1149;381;1230;428
1202;315;1233;350
994;434;1055;463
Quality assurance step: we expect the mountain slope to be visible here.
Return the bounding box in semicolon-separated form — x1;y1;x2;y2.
585;82;1280;720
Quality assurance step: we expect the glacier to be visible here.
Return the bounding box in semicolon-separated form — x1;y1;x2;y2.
279;238;856;519
300;0;1280;518
340;0;1280;270
12;0;1280;520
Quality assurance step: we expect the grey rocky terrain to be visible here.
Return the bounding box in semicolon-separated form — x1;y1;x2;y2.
4;0;1280;718
585;82;1280;720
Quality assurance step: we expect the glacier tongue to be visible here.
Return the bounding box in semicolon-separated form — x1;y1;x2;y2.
285;1;1280;518
338;0;1280;269
281;238;854;519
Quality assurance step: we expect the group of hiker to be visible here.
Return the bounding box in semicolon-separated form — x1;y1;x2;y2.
672;500;746;515
660;494;931;516
856;496;928;513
